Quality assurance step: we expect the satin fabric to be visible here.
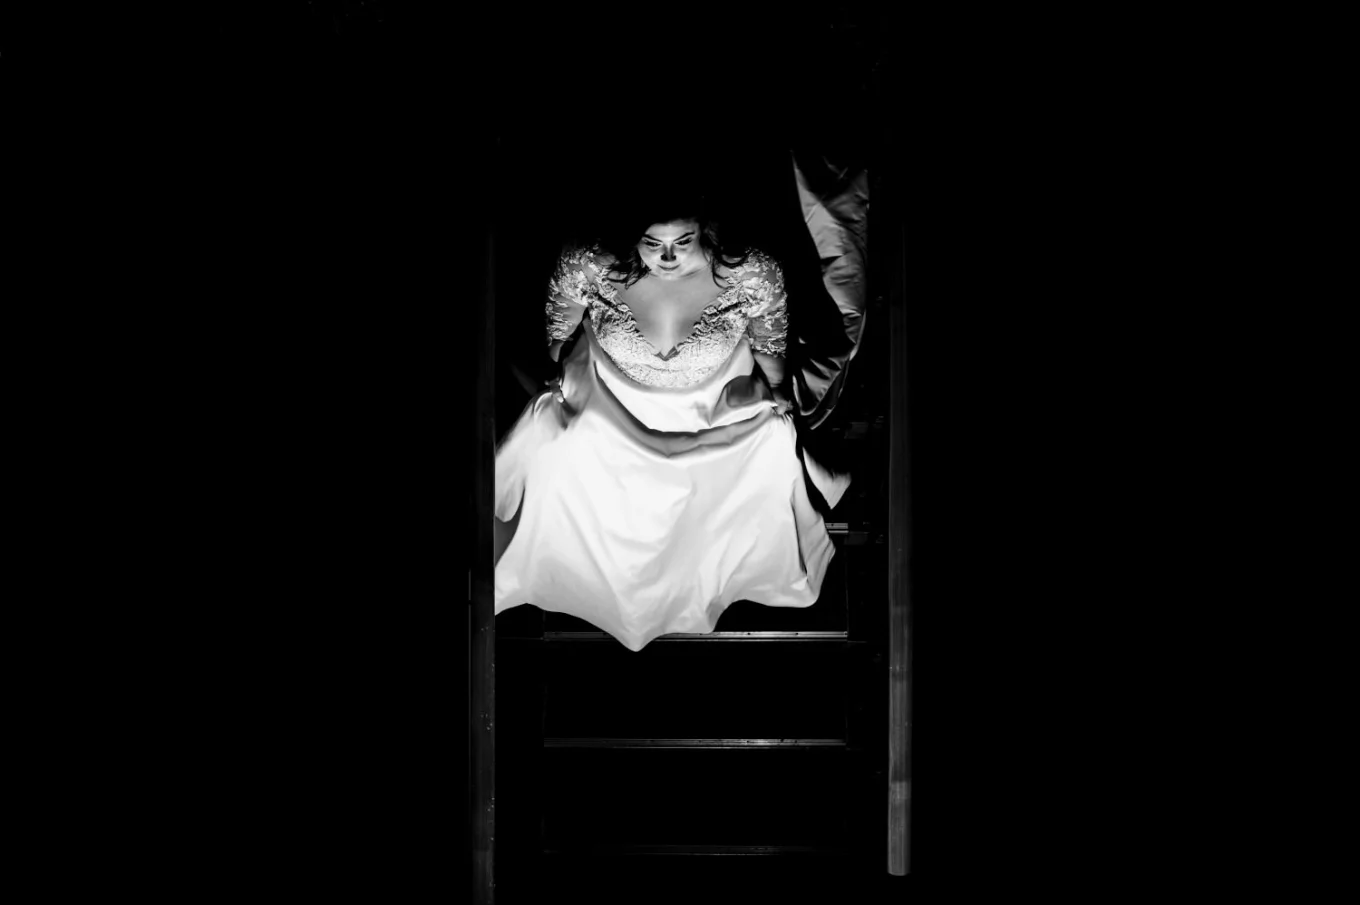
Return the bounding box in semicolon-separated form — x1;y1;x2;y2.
789;151;869;429
495;325;847;651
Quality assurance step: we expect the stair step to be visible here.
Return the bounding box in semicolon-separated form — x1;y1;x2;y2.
539;639;859;739
540;747;851;849
826;523;876;545
501;848;863;904
540;630;851;642
544;737;845;749
543;844;847;856
826;522;875;534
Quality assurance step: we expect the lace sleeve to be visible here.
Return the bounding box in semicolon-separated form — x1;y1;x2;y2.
740;251;789;357
545;246;594;345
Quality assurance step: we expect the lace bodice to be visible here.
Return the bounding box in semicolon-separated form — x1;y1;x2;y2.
546;245;788;388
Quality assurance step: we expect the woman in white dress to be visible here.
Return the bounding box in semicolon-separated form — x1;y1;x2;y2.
494;191;847;651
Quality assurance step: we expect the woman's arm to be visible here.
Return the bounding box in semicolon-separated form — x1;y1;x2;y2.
743;250;791;412
547;305;586;363
546;248;591;363
753;351;785;388
546;329;583;402
753;352;793;414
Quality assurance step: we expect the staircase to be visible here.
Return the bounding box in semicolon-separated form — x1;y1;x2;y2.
491;331;892;902
478;138;905;905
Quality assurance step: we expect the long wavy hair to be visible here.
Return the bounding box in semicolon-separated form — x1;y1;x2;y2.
591;188;750;289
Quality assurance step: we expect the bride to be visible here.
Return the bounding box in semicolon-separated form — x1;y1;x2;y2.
494;187;847;651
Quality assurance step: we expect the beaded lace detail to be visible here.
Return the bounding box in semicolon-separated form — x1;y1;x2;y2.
545;245;788;388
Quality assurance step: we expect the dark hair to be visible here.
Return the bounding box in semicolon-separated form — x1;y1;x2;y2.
592;188;750;288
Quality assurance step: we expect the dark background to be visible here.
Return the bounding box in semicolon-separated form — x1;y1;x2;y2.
164;4;1187;899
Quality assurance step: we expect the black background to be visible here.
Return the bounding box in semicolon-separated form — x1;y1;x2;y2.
136;4;1191;899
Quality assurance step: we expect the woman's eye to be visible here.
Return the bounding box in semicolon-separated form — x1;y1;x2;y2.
676;240;692;247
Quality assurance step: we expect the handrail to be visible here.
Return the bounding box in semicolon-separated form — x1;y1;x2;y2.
471;219;497;903
885;171;912;878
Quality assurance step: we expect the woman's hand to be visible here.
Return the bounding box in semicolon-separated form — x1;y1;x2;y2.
770;386;795;416
546;377;566;404
754;352;791;414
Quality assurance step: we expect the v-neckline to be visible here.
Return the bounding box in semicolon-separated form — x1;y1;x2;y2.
608;273;736;361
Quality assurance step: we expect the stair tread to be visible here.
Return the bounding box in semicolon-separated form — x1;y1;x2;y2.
542;630;850;641
543;843;848;856
544;737;846;748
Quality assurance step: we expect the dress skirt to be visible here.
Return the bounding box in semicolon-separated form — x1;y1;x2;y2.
494;325;847;651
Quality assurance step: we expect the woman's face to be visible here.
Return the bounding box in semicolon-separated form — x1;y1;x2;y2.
638;220;707;279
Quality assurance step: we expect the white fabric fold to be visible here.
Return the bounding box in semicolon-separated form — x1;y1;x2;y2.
495;327;841;651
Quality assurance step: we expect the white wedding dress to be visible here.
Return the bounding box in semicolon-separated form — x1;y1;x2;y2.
494;245;847;651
